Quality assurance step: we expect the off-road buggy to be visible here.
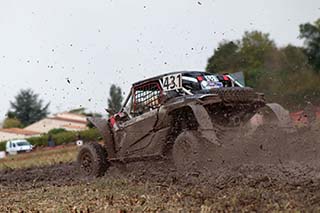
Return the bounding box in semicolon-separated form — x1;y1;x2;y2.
77;71;290;177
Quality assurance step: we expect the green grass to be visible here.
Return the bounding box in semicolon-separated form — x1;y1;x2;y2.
0;145;78;170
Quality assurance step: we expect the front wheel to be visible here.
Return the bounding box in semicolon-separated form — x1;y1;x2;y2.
77;142;109;177
172;130;202;173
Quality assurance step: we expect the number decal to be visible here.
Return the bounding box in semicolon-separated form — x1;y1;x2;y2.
161;73;182;91
163;76;169;89
177;74;181;87
169;75;176;89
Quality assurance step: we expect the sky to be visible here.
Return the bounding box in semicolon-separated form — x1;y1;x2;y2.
0;0;319;120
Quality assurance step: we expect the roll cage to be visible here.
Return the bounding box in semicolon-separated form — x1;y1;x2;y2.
119;71;244;117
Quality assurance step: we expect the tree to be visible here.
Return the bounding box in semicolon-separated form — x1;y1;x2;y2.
207;31;276;87
205;29;320;109
280;45;310;73
207;31;275;74
206;41;241;73
239;31;276;70
299;18;320;72
8;89;50;126
107;84;123;112
2;118;22;128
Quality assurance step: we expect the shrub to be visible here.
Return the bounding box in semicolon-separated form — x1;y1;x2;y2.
0;142;5;152
52;131;77;145
0;128;102;151
2;118;22;128
79;128;102;141
28;135;49;147
48;128;67;135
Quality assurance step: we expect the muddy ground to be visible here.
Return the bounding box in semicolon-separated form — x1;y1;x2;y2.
1;128;320;211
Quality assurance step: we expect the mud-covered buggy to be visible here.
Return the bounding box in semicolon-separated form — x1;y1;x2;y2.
77;71;290;177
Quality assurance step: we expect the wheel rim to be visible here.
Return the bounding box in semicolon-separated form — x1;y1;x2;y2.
80;152;94;175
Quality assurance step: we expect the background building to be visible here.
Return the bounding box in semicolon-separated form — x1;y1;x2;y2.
24;112;88;133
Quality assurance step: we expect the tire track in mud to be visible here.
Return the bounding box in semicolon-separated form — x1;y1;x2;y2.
0;162;82;189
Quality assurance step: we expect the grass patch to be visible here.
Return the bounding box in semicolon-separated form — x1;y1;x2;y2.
0;145;78;170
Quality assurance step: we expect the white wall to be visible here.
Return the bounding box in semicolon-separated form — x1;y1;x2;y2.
25;118;87;133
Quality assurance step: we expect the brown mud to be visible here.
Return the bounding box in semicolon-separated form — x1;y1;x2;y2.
197;126;320;176
1;128;320;210
0;162;82;189
1;128;320;187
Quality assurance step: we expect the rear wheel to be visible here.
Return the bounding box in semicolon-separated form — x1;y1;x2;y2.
172;130;202;173
77;142;109;177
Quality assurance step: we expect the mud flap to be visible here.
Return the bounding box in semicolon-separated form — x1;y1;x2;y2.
188;104;221;146
265;103;295;132
245;103;296;136
87;117;116;158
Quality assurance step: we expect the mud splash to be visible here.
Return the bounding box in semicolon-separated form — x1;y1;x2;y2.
195;126;320;173
0;128;319;190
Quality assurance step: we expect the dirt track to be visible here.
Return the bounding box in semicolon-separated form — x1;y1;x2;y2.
1;127;320;189
1;128;320;211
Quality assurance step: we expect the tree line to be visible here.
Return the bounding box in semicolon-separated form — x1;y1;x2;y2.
206;18;320;110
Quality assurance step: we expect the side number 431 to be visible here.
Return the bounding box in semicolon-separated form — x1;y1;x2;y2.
161;73;182;91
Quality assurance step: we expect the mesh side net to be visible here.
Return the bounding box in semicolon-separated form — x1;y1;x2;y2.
135;83;161;110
